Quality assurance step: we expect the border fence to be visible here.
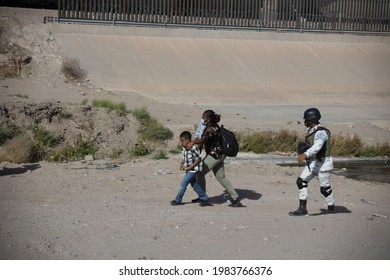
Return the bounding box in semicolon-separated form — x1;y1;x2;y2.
56;0;390;34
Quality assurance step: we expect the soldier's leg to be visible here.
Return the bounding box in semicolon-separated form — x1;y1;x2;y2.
318;171;335;212
289;166;315;216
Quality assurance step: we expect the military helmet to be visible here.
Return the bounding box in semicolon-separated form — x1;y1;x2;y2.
303;108;321;121
303;108;321;127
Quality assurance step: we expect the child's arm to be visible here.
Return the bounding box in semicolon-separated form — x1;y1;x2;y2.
183;157;201;171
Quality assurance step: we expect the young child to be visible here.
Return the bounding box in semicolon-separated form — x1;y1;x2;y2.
171;131;212;207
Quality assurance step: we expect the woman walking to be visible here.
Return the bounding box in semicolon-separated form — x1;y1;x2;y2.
189;110;244;207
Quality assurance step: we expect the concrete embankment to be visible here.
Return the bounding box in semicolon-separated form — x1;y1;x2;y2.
51;24;390;105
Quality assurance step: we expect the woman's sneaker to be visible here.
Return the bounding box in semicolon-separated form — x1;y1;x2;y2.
228;197;245;207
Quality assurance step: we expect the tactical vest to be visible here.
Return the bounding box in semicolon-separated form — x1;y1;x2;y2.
305;127;331;161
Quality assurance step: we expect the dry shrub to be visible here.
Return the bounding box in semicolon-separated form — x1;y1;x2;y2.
239;129;299;154
0;55;32;78
0;64;18;78
378;143;390;156
0;135;33;163
331;135;363;157
61;57;85;81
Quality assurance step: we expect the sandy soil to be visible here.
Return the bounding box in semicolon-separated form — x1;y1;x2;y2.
0;7;389;260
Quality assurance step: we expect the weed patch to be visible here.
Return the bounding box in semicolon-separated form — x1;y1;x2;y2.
81;98;89;106
129;140;149;157
31;126;59;161
61;57;86;81
129;106;173;142
13;93;29;98
110;148;124;159
58;111;73;119
331;135;363;157
239;129;299;154
0;135;33;163
92;99;127;114
238;129;390;157
0;123;19;145
152;150;168;160
129;106;150;124
50;134;97;162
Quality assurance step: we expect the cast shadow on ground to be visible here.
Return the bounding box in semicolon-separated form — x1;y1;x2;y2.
309;205;352;216
209;188;262;205
0;163;41;176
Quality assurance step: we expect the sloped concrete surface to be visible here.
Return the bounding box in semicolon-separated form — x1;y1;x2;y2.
52;24;390;105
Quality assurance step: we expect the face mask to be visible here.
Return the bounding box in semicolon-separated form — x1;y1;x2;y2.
200;119;207;126
304;119;312;127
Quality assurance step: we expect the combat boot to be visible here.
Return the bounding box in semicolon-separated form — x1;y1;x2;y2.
327;204;335;213
289;200;308;216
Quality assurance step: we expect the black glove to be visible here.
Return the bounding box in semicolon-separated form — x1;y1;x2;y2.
298;141;309;154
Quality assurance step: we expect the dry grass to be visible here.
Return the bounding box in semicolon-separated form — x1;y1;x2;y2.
61;57;86;81
0;135;33;163
238;129;299;154
0;64;18;78
238;130;390;157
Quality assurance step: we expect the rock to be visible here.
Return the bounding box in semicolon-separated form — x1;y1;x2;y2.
84;155;94;165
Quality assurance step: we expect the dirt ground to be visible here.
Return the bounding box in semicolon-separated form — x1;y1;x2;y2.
0;7;389;260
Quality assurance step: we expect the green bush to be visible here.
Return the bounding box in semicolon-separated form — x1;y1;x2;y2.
129;106;151;124
50;134;97;162
238;129;390;158
152;149;167;160
239;130;299;154
138;121;173;142
81;98;89;106
110;148;124;159
360;142;390;157
31;126;59;161
92;99;127;114
58;111;73;119
129;106;173;142
0;124;20;145
129;140;149;157
32;126;58;147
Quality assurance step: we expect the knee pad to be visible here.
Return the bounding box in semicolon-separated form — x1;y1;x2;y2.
320;186;332;197
296;177;308;189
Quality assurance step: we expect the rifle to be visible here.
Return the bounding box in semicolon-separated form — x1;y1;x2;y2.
298;141;311;171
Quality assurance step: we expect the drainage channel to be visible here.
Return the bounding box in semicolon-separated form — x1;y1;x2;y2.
278;158;390;184
225;155;389;184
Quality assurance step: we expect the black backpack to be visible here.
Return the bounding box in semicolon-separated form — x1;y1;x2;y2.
219;125;239;157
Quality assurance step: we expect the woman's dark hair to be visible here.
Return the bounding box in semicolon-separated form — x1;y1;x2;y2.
203;110;221;124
